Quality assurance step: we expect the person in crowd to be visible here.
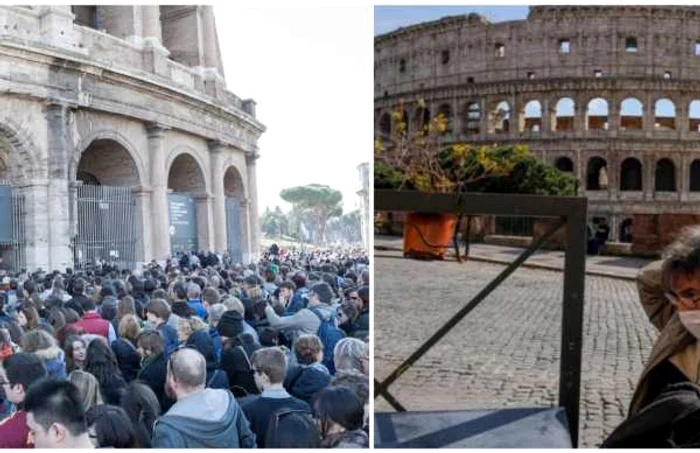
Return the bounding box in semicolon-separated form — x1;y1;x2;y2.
113;295;137;333
22;329;67;379
47;308;66;333
334;337;368;376
111;314;142;382
120;381;161;448
629;226;700;415
0;353;48;447
151;348;256;448
136;330;174;413
75;298;117;343
176;315;209;345
224;297;260;342
265;409;322;448
332;372;370;431
23;378;94;449
313;386;369;448
67;278;90;313
264;281;335;343
67;369;104;412
186;282;207;319
336;301;360;337
185;330;229;389
284;334;331;404
63;334;87;372
83;339;127;405
16;301;39;332
218;310;260;397
85;404;136;448
353;285;370;341
145;299;179;356
242;347;311;448
202;286;220;311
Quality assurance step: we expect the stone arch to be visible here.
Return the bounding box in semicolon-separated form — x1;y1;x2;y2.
689;100;700;132
620;98;643;130
0;119;41;181
437;103;453;135
461;101;481;135
223;165;246;200
586;97;609;130
586;156;607;190
378;112;391;136
521;100;542;132
72;130;146;186
76;139;142;187
555;156;574;172
690;159;700;192
165;147;211;195
490;100;510;133
655;158;676;191
619;218;633;243
619;157;643;191
221;157;249;200
553;97;575;131
654;98;676;130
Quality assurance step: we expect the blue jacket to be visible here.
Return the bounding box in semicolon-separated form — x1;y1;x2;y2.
283;363;331;404
209;328;223;362
285;292;308;315
158;323;180;357
187;299;207;319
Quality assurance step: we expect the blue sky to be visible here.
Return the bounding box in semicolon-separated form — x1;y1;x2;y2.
374;5;529;36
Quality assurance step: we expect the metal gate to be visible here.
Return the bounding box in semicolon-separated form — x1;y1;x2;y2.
168;193;198;255
225;197;242;263
73;184;136;270
0;183;26;273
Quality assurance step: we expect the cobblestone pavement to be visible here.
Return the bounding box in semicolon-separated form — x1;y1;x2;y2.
374;250;658;448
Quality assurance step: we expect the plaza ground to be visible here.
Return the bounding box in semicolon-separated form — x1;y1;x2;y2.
374;238;658;447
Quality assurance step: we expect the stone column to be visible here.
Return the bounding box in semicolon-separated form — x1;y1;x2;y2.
245;153;260;262
45;104;73;271
132;186;153;265
146;123;171;260
609;98;620;135
141;5;162;43
644;93;655;139
195;193;214;252
201;6;221;73
209;141;227;253
18;179;51;271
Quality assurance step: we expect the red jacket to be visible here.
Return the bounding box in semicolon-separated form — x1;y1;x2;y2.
75;312;110;338
0;410;31;448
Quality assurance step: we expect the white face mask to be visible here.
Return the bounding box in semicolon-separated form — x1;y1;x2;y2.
679;310;700;339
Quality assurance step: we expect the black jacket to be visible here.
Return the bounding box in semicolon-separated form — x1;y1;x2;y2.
137;353;175;413
221;343;260;398
283;364;331;404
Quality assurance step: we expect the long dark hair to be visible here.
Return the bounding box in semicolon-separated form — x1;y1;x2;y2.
85;405;136;448
120;382;161;448
63;334;86;372
312;386;364;437
84;339;122;386
265;409;321;448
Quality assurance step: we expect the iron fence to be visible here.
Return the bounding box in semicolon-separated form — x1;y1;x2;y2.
374;189;587;446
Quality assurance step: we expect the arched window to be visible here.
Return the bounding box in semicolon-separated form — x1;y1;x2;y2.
586;98;609;130
379;113;391;137
655;99;676;130
619;158;643;191
554;97;575;131
620;98;643;130
491;101;510;134
555;157;574;172
437;103;453;135
690;160;700;192
522;100;542;132
655;158;676;191
462;102;481;135
619;218;633;243
690;100;700;132
586;157;608;190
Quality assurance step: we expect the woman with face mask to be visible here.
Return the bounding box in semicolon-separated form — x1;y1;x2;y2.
628;226;700;416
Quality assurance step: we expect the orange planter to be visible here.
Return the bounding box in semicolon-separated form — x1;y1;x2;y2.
403;213;457;259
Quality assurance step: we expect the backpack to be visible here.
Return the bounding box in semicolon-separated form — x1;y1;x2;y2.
308;307;345;375
602;383;700;448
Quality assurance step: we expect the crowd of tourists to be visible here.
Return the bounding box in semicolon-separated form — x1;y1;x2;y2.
0;245;370;448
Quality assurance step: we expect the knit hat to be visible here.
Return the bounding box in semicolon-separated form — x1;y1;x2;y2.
217;310;244;338
309;282;333;305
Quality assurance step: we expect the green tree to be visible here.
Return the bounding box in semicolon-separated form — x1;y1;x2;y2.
261;206;290;238
280;185;343;244
327;209;362;245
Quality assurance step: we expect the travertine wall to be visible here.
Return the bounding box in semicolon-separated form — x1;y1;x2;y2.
375;6;700;253
0;5;265;270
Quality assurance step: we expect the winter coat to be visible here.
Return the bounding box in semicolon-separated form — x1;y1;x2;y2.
185;331;229;390
137;352;175;413
157;322;180;357
629;260;697;416
221;336;260;398
283;363;332;404
35;345;67;379
264;303;334;344
111;338;142;382
152;388;256;448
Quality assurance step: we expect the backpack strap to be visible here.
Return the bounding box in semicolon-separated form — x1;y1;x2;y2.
287;366;305;390
308;307;325;322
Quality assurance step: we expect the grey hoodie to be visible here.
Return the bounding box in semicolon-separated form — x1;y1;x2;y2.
151;388;256;448
264;303;334;343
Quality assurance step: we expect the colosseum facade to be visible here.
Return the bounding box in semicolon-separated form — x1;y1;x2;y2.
375;6;700;254
0;5;265;271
